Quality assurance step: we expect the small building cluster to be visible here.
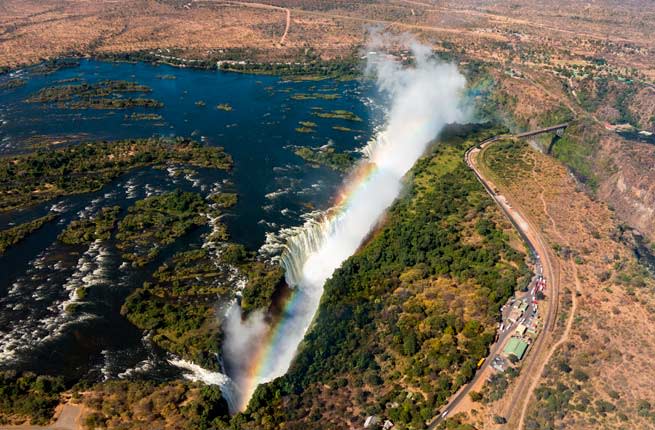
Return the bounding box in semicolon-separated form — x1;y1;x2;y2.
493;273;548;372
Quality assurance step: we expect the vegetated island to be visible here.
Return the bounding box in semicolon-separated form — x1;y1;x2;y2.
122;243;284;369
125;113;163;121
311;109;362;122
121;190;284;368
216;103;233;111
293;144;356;172
208;191;238;209
0;213;58;255
115;191;208;266
0;78;26;90
26;80;163;109
295;121;317;133
58;205;121;245
290;93;340;100
0;137;232;212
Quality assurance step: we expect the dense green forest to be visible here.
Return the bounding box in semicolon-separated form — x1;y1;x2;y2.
123;246;284;369
59;205;120;245
115;191;208;266
121;190;283;369
237;124;530;430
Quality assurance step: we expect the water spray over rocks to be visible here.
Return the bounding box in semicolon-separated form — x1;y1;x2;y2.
223;35;469;411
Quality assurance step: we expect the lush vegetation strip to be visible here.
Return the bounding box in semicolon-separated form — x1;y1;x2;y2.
0;137;232;212
0;213;57;255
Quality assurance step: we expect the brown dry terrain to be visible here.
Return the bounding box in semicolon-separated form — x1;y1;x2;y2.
1;0;654;70
453;139;655;429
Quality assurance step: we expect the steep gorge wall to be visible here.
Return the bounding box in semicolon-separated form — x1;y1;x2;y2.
596;135;655;240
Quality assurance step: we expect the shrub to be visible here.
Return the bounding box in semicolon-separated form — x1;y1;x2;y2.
469;391;483;402
573;369;589;381
493;415;507;424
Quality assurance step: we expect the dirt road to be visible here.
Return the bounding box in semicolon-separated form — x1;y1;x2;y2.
195;1;291;45
0;404;82;430
280;7;290;45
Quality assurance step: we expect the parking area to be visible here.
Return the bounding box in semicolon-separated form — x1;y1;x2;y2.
494;258;548;371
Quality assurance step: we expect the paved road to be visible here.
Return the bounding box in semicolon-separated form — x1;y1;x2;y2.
427;131;561;428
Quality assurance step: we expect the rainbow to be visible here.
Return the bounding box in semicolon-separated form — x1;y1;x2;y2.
228;44;468;411
235;158;381;411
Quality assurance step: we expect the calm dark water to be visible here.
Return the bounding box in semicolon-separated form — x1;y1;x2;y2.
0;60;382;382
616;130;655;145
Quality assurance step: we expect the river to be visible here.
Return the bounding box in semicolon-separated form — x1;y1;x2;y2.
0;59;382;384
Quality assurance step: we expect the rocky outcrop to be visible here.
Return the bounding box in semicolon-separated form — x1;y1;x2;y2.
597;135;655;240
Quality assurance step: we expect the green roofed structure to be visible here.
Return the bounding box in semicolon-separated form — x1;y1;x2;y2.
503;337;529;360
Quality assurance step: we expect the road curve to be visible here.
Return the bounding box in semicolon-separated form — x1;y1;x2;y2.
473;139;561;430
428;132;561;429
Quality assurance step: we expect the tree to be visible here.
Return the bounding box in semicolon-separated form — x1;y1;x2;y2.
403;332;418;356
493;415;507;424
469;391;483;402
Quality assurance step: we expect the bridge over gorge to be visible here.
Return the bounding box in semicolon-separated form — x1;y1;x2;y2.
517;122;570;154
472;122;570;154
515;122;569;139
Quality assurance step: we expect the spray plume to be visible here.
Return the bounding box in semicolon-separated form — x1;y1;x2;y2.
224;35;468;412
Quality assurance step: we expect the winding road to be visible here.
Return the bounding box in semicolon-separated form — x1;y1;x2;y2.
428;129;563;429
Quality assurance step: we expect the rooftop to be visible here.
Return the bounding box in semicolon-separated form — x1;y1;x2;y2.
503;337;529;360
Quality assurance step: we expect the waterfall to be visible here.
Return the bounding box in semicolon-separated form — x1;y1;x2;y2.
169;358;240;414
223;36;469;412
278;212;336;287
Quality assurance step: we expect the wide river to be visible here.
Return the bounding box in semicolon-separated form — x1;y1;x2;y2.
0;60;382;383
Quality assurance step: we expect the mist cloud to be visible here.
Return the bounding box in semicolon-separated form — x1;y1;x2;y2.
223;34;469;412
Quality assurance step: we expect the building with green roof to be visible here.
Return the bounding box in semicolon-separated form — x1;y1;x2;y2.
503;337;529;360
